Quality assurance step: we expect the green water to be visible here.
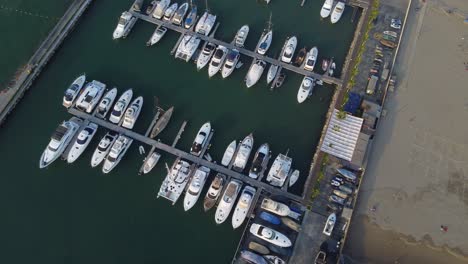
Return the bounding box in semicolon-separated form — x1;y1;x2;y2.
0;0;358;262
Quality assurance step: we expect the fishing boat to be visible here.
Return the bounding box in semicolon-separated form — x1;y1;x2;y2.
250;223;292;247
152;0;170;19
208;45;228;77
90;131;118;168
196;42;216;70
122;96;143;129
321;58;329;72
190;122;211;156
163;3;178;21
320;0;333;18
184;3;197;29
323;213;336;236
95;88;117;119
203;173;225;211
221;49;240;78
39;119;80;168
297;76;315;103
266;153;292;187
266;64;279;84
260;198;290;216
294;47;307;66
331;1;345;24
257;14;273;55
172;2;189;25
304;47;318;71
215;179;242;224
245;60;266;88
232;133;254;172
175;35;201;62
288;170;300;187
380;39;397;49
232;186;256;229
142;152;161;174
75;80;106;113
62;74;86;108
113;11;136;39
157;159;192;204
260;212;281;225
66;123;98;163
221;140;236;167
280;36;297;63
234;25;249;47
150;106;174;138
109;89;133;124
147;26;167;46
248;143;269;179
240;251;268;264
102;135;133;174
184;166;210;211
264;255;286;264
281;217;301;231
248;242;270;255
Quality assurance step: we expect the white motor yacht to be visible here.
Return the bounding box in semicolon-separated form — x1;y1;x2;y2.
304;47;318;71
142;152;161;174
175;35;201;62
320;0;333;18
75;80;106;113
266;64;278;84
184;5;197;29
208;45;228;77
113;11;136;39
147;26;167;46
232;186;256;229
95;88;117;119
157;159;192;204
331;2;345;24
203;173;225;211
163;3;178;21
260;198;291;216
221;140;236;167
195;11;216;36
122;96;143;129
152;0;170;19
297;77;315;103
234;25;249;47
221;49;240;78
102;135;133;173
256;30;272;55
184;166;210;211
39;119;80;168
232;133;254;172
250;223;292;247
281;36;297;63
215;179;242;224
172;2;189;25
323;213;336;236
190;122;211;156
248;143;269;179
196;42;216;70
109;89;133;124
62;74;86;108
66;123;98;163
90;131;118;167
266;153;292;187
245;60;266;88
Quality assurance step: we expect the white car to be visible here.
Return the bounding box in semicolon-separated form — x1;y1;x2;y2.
331;180;341;187
391;18;401;29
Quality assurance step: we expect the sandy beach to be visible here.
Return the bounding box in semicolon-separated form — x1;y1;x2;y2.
345;0;468;262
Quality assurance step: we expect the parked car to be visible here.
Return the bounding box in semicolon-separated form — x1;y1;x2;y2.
391;18;401;29
331;180;341;187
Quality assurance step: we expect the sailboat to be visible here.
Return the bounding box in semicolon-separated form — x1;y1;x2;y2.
257;14;273;55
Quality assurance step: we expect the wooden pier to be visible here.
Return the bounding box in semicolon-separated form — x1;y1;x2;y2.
129;11;343;86
69;108;305;204
172;121;187;147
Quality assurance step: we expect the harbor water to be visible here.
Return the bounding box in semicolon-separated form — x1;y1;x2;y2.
0;0;358;262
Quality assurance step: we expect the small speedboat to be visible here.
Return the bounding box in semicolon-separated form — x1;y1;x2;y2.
323;213;336;236
257;30;272;55
95;88;117;119
184;5;197;29
281;36;297;63
304;47;318;71
297;76;315;103
147;26;167;46
240;251;268;264
264;255;286;264
172;2;188;25
163;3;178;21
294;47;307;66
109;89;133;124
266;64;279;84
260;211;281;225
328;62;336;76
281;217;301;232
122;96;143;129
208;45;228;77
196;42;216;71
288;170;300;187
190;122;211;156
184;166;210;211
234;25;249;47
320;0;333;18
142;152;161;174
248;143;269;179
245;60;266;88
321;58;329;71
221;140;236;167
275;73;286;88
250;223;292;248
90;131;118;167
221;49;240;78
248;242;270;255
66;123;98;163
62;74;86;108
203;173;225;211
232;186;256;229
215;179;242;224
39;119;80;168
331;1;345;24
